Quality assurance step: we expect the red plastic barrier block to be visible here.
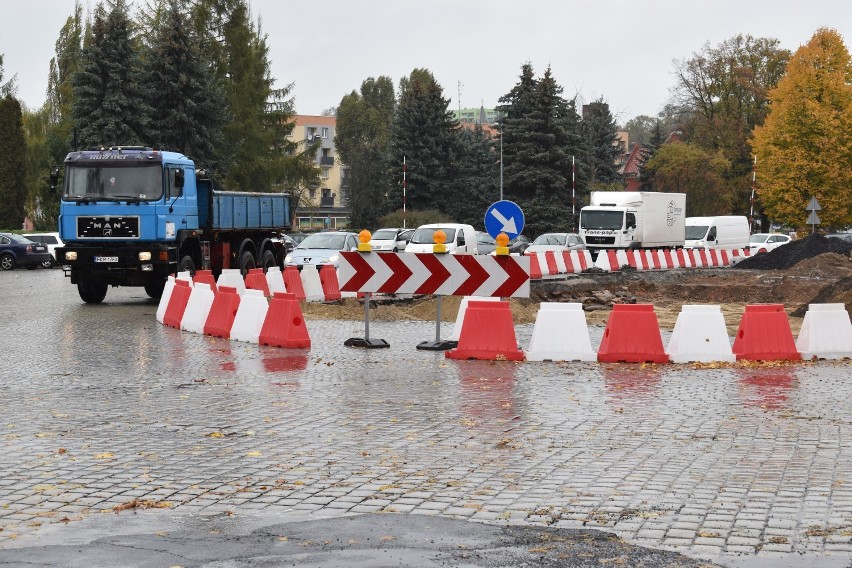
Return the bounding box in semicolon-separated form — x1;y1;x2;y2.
193;269;217;293
204;286;241;338
259;292;311;349
446;300;524;361
245;268;270;297
319;265;341;301
527;253;542;280
163;280;192;328
597;304;669;363
283;266;306;301
544;252;558;275
732;304;801;361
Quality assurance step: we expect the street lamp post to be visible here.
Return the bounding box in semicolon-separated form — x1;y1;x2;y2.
499;130;503;202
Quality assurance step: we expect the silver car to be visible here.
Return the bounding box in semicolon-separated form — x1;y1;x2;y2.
284;232;358;269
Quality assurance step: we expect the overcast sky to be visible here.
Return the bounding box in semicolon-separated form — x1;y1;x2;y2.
1;1;849;125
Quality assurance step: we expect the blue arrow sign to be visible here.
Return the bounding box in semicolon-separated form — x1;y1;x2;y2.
485;200;525;240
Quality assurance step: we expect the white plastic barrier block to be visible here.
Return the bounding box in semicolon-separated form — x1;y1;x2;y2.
217;268;246;295
796;303;852;360
525;302;596;362
666;304;735;363
180;283;216;334
230;289;269;343
176;271;194;284
450;296;501;342
266;266;287;295
300;265;324;302
156;276;176;324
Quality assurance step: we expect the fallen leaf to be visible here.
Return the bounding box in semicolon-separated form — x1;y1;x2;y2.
246;451;262;457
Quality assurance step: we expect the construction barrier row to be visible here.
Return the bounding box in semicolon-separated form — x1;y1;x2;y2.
156;273;311;349
526;248;753;278
448;300;852;363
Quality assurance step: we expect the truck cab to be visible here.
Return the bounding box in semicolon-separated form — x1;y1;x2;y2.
55;147;195;302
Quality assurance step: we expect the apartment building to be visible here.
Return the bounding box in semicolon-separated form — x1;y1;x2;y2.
289;115;350;230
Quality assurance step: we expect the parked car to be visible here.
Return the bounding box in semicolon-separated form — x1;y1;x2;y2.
370;228;414;252
287;232;310;245
826;233;852;244
526;233;586;254
23;232;65;268
748;233;792;253
284;231;358;269
476;232;530;255
405;223;478;254
0;232;52;270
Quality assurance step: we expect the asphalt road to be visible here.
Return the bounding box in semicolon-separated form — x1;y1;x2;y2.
0;268;850;567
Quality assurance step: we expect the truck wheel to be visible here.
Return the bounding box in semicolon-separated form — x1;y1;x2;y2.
239;251;256;275
144;278;166;299
78;278;108;304
261;250;276;272
0;253;14;271
178;255;196;275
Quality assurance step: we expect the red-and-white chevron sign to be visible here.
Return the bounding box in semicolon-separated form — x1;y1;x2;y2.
339;252;530;297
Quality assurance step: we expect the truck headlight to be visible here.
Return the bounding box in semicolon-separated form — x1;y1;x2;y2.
328;254;339;264
138;251;152;261
695;241;704;247
65;251;77;261
285;254;292;264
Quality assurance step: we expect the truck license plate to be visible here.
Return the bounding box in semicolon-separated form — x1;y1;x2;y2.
94;256;119;263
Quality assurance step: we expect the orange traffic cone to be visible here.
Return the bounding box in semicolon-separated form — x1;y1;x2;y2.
597;304;669;363
259;292;311;349
446;300;524;361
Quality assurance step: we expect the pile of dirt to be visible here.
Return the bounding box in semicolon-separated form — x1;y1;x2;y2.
791;276;852;318
734;233;852;270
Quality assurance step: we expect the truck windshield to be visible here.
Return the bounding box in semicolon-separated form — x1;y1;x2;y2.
580;210;624;230
685;225;709;240
63;164;164;201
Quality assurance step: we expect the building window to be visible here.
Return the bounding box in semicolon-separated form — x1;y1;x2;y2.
321;168;330;179
321;127;329;138
309;188;316;200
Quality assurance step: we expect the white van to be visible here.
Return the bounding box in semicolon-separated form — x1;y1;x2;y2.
685;216;750;249
404;223;478;254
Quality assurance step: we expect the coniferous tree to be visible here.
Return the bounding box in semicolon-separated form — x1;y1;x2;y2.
72;1;152;148
448;125;499;228
498;64;583;236
145;1;227;169
387;69;459;216
0;95;27;229
0;53;16;96
46;2;83;154
335;76;395;230
581;99;622;191
638;119;666;190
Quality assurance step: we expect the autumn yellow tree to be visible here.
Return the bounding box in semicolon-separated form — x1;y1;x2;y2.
751;28;852;229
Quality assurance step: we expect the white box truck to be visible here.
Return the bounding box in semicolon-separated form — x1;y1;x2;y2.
579;191;686;251
685;216;750;250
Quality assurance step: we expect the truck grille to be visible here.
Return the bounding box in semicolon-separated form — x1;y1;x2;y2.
77;216;140;239
585;236;616;245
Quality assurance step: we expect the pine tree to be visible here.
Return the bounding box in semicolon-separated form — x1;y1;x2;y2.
751;28;852;229
0;95;27;229
144;1;227;169
335;76;395;230
447;125;499;228
638;119;666;190
72;1;152;148
387;69;459;216
581;99;622;190
497;64;583;236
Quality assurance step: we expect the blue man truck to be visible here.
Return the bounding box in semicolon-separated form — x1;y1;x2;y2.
53;147;291;304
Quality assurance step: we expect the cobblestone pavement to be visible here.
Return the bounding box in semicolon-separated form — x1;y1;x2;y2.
1;270;851;567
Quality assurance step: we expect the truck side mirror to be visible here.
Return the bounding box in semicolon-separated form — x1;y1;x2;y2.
174;169;185;188
49;168;60;191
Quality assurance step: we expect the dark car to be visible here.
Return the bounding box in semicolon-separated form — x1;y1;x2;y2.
826;233;852;244
477;232;532;255
0;233;51;270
